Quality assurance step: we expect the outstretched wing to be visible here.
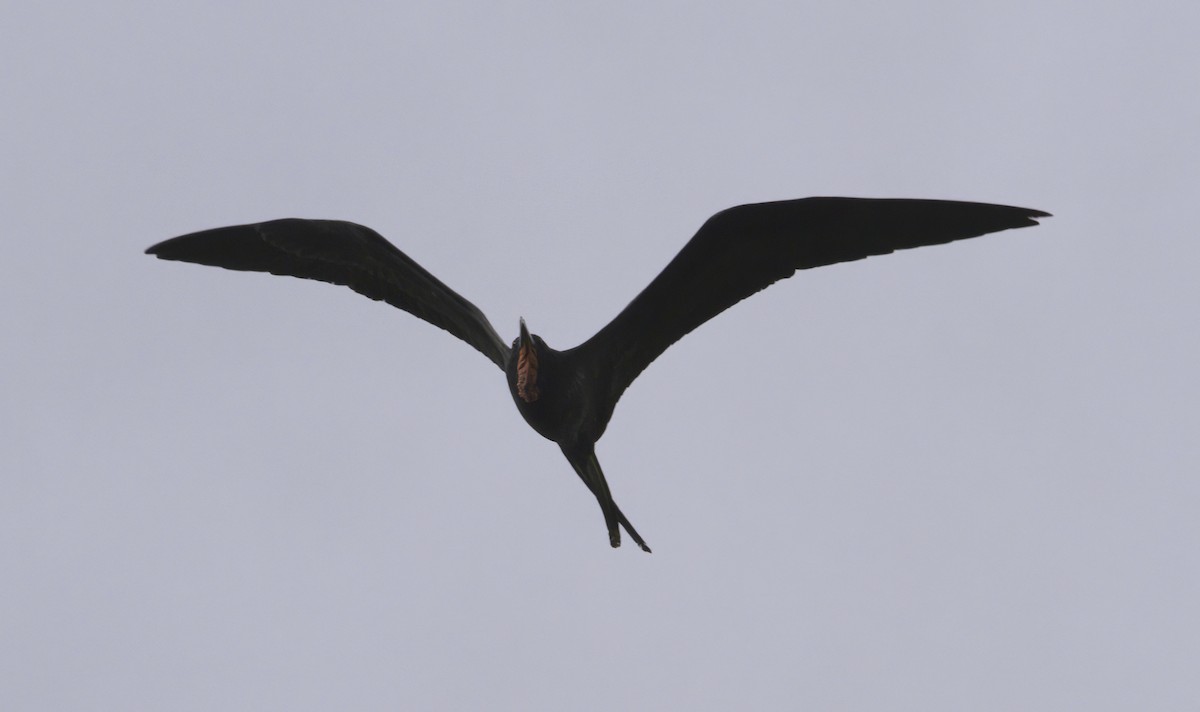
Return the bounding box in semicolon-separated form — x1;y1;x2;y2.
575;197;1049;424
146;219;510;369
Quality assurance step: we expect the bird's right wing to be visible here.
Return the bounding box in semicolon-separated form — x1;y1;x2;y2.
146;219;510;369
574;197;1049;425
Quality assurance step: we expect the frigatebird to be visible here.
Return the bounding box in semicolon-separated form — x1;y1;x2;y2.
146;197;1048;552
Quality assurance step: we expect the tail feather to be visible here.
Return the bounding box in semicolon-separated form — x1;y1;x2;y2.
613;504;651;553
562;446;652;553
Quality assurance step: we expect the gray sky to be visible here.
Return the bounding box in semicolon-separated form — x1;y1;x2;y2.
3;1;1197;709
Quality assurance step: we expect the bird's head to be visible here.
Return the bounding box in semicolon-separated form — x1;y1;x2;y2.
513;317;541;403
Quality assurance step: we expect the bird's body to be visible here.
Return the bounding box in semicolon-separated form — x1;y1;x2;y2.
147;197;1049;552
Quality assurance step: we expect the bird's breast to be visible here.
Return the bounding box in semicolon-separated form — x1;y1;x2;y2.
508;363;595;445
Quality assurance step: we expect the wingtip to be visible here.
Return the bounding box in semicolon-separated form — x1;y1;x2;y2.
1009;206;1050;228
144;236;176;257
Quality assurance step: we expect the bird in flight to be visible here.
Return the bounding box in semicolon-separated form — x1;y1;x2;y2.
147;197;1048;552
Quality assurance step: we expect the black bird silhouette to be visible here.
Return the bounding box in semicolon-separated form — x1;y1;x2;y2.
146;197;1048;552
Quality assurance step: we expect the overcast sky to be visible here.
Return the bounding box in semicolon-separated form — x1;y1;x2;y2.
3;1;1197;710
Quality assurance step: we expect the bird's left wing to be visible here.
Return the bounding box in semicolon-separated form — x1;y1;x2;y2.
574;197;1049;427
146;219;510;369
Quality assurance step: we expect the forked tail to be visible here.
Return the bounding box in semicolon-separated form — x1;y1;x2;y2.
562;446;651;553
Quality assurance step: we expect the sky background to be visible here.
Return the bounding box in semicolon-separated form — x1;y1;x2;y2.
3;1;1197;709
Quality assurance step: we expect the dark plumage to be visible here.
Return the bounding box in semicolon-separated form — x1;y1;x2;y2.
147;197;1049;552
